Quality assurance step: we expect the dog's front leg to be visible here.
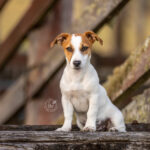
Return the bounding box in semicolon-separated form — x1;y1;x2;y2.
56;95;73;132
83;94;99;132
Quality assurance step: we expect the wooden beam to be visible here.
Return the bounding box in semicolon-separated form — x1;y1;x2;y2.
122;88;150;123
0;0;7;10
91;52;126;67
0;133;150;149
0;123;150;131
71;0;130;33
0;0;59;71
0;0;130;124
104;37;150;109
0;124;150;149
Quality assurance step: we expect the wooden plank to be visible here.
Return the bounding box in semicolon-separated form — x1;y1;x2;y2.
104;37;150;109
123;88;150;123
91;53;126;67
71;0;130;33
0;124;150;150
0;123;150;131
0;0;59;71
0;131;150;143
0;0;130;124
0;142;149;150
0;0;7;10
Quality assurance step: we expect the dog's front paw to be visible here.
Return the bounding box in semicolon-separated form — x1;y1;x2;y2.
109;127;118;132
55;127;71;132
82;126;96;132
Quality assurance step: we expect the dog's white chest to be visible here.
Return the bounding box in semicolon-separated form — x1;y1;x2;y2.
60;65;97;113
68;90;89;113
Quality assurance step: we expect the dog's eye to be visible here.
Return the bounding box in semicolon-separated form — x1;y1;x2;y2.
81;46;89;52
66;47;73;52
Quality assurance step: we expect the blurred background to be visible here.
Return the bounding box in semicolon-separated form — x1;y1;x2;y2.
0;0;150;125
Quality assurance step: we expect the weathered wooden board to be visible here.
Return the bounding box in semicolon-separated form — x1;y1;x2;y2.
0;123;150;131
71;0;130;33
0;124;150;150
0;0;58;71
123;88;150;123
0;142;149;150
104;37;150;109
0;131;149;142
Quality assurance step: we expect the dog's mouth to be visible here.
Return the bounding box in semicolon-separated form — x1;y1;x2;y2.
73;66;81;70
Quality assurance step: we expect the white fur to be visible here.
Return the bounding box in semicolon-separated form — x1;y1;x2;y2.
56;35;126;132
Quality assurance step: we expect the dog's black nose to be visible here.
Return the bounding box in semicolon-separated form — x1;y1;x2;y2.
73;60;81;67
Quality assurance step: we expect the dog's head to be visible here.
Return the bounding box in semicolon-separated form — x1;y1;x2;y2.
50;31;103;70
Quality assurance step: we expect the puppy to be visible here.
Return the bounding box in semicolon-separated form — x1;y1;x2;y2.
50;31;126;132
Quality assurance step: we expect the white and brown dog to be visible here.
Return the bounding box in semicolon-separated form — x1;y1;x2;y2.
50;31;126;132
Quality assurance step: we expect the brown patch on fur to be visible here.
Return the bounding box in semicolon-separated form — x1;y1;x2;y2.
62;33;91;62
50;33;70;48
50;33;74;62
96;118;113;131
80;34;92;56
84;31;103;45
62;35;74;62
50;31;103;62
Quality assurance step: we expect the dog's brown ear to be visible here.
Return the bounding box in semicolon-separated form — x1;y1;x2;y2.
84;31;103;45
50;33;70;48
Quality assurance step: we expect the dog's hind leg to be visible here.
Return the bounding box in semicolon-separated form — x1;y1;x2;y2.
110;112;126;132
76;119;84;130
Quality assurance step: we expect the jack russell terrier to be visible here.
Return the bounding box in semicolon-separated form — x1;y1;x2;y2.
50;31;126;132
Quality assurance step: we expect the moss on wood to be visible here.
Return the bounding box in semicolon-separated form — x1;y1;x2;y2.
123;88;150;123
104;37;150;101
